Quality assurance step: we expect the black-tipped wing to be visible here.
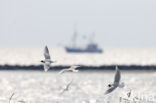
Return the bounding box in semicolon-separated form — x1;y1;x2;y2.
44;46;51;59
105;86;117;95
113;66;121;85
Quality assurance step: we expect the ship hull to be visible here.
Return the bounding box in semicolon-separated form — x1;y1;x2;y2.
65;47;103;53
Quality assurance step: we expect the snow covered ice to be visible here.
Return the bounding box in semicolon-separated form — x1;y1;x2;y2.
0;71;155;103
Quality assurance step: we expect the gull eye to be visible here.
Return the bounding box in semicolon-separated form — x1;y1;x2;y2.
108;84;111;87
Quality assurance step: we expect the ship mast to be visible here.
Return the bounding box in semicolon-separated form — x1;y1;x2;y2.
89;32;95;44
71;23;78;48
72;30;77;47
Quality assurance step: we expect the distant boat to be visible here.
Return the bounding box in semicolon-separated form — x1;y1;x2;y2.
65;31;103;53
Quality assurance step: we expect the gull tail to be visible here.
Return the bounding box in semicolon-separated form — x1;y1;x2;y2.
119;82;125;88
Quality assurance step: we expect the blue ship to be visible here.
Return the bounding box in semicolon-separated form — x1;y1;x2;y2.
65;31;103;53
65;43;103;53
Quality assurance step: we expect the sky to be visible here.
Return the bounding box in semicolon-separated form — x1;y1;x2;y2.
0;0;156;48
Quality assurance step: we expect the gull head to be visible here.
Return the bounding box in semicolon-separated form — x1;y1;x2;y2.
108;84;112;87
40;60;45;63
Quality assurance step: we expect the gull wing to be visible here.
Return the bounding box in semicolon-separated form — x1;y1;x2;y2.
113;66;121;85
59;69;68;74
105;86;117;95
44;63;50;72
60;89;66;95
70;65;80;70
59;80;73;95
59;66;80;74
66;79;73;89
44;46;51;59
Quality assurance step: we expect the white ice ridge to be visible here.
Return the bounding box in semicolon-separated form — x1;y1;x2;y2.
0;48;156;66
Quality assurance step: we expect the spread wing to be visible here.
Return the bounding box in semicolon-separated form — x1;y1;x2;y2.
70;65;80;70
44;63;50;72
44;46;51;59
60;89;66;96
66;79;73;89
59;69;68;74
105;86;117;95
59;80;73;95
59;66;80;74
113;66;120;85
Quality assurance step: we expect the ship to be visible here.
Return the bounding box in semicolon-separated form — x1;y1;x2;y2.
65;31;103;53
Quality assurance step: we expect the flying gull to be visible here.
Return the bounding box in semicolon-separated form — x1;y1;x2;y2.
60;80;73;95
105;66;124;95
41;46;55;72
59;66;80;74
